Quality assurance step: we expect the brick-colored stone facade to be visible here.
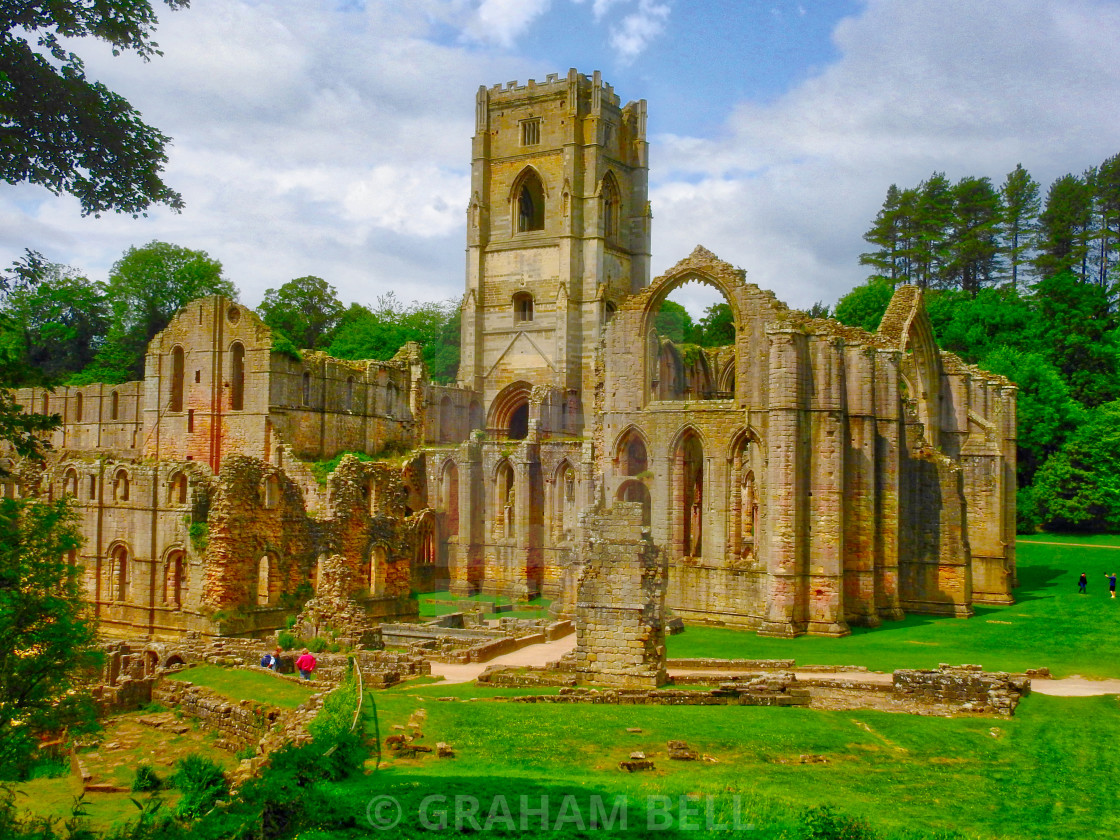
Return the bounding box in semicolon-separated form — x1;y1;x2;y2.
5;69;1015;643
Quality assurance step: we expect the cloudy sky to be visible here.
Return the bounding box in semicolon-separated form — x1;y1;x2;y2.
3;0;1120;316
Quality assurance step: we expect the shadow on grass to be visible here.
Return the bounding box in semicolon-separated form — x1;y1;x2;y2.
1014;564;1067;601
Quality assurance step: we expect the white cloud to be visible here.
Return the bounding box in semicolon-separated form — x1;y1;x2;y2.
462;0;553;47
608;0;671;61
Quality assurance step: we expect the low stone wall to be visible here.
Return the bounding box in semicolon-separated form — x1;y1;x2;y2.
153;680;282;752
667;658;796;670
509;677;810;707
893;664;1030;715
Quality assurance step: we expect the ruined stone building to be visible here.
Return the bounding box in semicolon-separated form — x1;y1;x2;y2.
8;69;1016;640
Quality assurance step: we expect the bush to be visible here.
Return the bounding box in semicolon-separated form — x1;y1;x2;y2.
170;754;228;819
799;805;879;840
131;763;163;793
277;630;297;651
306;636;328;654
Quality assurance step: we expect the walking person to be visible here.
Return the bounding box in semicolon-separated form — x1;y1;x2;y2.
295;647;317;680
1107;572;1117;599
271;647;282;672
1079;572;1088;594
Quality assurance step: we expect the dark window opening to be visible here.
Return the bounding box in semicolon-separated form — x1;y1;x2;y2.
508;402;529;440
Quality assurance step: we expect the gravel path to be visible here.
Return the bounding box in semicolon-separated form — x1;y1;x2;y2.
428;633;577;684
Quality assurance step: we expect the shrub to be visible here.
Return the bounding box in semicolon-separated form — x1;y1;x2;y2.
131;763;163;793
277;630;297;651
306;636;328;654
171;754;228;819
799;805;879;840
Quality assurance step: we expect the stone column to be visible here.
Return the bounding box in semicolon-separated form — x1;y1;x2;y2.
873;350;904;621
843;345;879;627
450;441;482;596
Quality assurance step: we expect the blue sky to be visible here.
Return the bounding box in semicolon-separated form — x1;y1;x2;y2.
2;0;1119;317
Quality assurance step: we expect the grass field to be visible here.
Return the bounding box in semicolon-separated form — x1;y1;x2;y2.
418;590;552;620
165;664;316;709
667;536;1120;678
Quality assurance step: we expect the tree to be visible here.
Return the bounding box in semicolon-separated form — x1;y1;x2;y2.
999;164;1040;291
1032;401;1120;532
945;176;1002;295
258;276;343;351
1;1;189;216
694;302;735;346
833;279;894;332
1034;173;1093;281
1092;153;1120;287
328;293;458;378
924;286;1037;364
913;172;954;288
0;497;100;779
653;300;694;344
84;241;234;382
0;264;108;382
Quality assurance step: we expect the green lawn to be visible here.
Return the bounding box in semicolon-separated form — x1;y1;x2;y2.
326;688;1120;839
667;536;1120;678
166;664;316;710
418;590;552;620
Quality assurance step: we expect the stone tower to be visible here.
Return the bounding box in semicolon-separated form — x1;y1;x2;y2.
459;69;650;436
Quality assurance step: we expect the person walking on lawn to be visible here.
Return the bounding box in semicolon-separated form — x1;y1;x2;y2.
296;648;317;679
1079;572;1088;593
1107;572;1117;599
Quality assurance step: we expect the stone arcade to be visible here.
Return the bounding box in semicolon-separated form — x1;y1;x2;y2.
6;70;1016;643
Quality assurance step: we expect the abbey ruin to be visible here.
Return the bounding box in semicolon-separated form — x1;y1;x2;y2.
7;69;1017;642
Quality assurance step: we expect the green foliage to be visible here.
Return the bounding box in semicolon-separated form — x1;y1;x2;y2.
0;497;100;781
258;276;343;351
1032;401;1120;531
653;299;693;343
799;804;878;840
90;241;236;382
833;280;894;332
268;329;302;362
694;302;735;346
277;630;297;651
187;521;208;553
306;667;366;778
307;450;377;485
924;286;1037;363
170;753;227;819
130;764;163;793
329;293;459;382
0;265;109;383
305;636;328;654
0;1;188;217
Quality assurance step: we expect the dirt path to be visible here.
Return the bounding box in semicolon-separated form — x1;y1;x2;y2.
428;632;577;684
430;635;1120;695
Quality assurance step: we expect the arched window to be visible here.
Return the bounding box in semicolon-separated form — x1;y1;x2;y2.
170;346;184;412
468;400;484;432
513;292;534;323
302;371;311;407
63;469;78;497
88;474;97;500
113;469;130;502
602;172;620;239
415;513;437;566
74;392;83;423
617;480;652;527
369;545;387;595
256;553;279;606
165;550;185;609
496;461;515;539
673;430;704;558
169;472;188;505
110;391;119;421
230;342;245;411
112;545;129;602
40;392;49;415
514;169;545;232
442;461;459;537
554;461;577;541
617;429;648;476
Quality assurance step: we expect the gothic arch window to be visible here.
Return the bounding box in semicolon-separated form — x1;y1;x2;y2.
513;292;534;324
113;469;130;502
110;390;119;420
230;342;245;411
553;461;577;541
513;168;545;232
41;392;49;415
415;512;437;566
169;472;188;505
617;479;652;527
616;428;649;476
488;381;532;441
63;469;78;497
496;460;515;539
88;474;97;500
602;172;621;239
170;346;184;412
728;432;760;560
672;429;705;559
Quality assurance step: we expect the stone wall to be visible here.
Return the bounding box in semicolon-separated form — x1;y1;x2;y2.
153;680;282;752
893;664;1029;716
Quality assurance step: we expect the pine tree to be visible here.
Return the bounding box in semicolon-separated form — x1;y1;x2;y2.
914;173;954;288
946;176;1002;295
999;164;1040;291
1034;173;1094;281
1093;153;1120;287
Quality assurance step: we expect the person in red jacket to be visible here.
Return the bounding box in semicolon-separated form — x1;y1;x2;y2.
295;648;317;680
